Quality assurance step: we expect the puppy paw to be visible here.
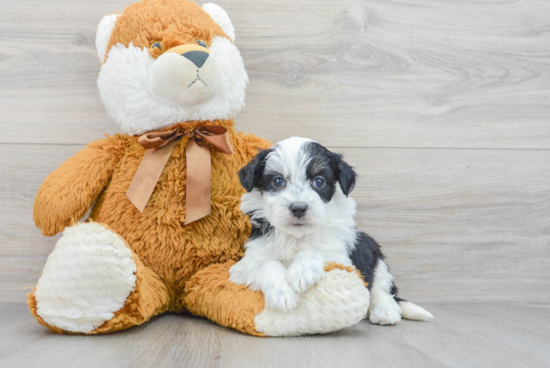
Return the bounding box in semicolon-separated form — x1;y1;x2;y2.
286;261;324;294
369;305;402;325
263;282;298;312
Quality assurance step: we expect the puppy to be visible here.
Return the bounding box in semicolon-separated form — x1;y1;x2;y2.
229;137;433;325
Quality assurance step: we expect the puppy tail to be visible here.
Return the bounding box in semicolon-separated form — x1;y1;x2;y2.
399;301;434;321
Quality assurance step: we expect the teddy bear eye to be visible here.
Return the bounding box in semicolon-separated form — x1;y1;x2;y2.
195;40;208;48
150;41;162;50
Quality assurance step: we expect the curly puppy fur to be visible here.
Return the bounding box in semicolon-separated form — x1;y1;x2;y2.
230;137;434;324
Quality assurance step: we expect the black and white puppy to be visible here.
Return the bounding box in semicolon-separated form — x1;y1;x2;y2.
229;137;433;325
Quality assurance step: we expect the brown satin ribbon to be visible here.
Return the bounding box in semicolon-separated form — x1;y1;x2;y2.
126;125;234;224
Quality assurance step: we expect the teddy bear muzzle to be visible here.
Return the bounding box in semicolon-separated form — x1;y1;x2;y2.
147;43;221;107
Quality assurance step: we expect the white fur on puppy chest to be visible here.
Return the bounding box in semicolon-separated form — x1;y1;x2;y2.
34;222;136;333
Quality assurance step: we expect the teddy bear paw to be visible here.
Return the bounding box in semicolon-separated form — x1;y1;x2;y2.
34;222;136;333
254;267;370;336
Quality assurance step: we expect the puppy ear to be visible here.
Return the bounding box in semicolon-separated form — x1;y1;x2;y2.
96;14;120;63
239;149;272;192
202;3;236;42
328;152;357;196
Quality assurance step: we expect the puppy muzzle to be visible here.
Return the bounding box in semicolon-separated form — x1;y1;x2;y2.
289;202;308;219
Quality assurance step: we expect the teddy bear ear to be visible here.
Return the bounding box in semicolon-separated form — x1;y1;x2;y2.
202;3;236;42
96;14;120;63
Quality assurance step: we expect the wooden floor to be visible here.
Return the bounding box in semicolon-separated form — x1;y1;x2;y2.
1;302;549;368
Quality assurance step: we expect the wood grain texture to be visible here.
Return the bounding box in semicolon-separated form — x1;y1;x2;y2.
1;302;549;368
1;144;549;304
0;0;549;306
1;1;550;361
0;0;549;147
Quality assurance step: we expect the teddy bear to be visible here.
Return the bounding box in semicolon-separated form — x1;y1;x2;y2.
28;0;370;337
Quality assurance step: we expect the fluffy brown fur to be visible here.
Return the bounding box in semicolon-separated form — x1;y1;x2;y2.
29;0;364;336
31;119;271;334
29;0;272;335
185;260;266;336
106;0;229;61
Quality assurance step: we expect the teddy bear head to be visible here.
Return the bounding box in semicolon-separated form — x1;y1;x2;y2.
95;0;248;135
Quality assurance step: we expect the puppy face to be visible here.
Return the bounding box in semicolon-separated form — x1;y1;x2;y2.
239;137;357;237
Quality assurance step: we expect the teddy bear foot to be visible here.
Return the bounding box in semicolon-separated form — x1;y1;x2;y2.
30;222;137;333
254;264;370;337
185;261;369;337
28;222;169;334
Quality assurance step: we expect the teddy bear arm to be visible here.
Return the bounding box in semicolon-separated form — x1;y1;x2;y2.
34;139;119;236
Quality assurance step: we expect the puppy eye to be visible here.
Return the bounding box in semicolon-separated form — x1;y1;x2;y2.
313;177;325;188
272;177;286;189
150;41;162;50
195;40;208;48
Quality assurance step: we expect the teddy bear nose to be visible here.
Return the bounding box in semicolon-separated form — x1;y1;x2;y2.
181;51;209;68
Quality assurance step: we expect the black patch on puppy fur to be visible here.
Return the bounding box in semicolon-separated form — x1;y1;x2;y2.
390;284;405;303
328;151;357;196
239;148;273;192
240;140;406;304
349;231;404;302
349;231;383;290
248;211;274;240
304;143;338;202
305;142;357;198
260;172;286;193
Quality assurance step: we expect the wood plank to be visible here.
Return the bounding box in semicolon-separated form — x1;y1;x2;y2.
0;144;81;258
1;144;549;304
0;0;549;148
0;145;80;302
1;303;549;367
345;147;550;305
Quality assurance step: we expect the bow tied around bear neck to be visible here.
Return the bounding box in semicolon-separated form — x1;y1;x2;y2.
126;124;234;224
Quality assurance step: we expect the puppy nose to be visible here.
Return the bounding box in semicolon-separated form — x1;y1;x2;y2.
289;202;308;219
181;51;209;68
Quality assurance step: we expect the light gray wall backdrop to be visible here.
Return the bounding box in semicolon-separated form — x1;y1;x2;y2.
1;0;549;304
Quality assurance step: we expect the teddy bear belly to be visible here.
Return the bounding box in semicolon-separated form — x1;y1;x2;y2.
89;189;249;310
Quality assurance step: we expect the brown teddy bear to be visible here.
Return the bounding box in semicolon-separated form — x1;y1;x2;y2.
28;0;369;337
